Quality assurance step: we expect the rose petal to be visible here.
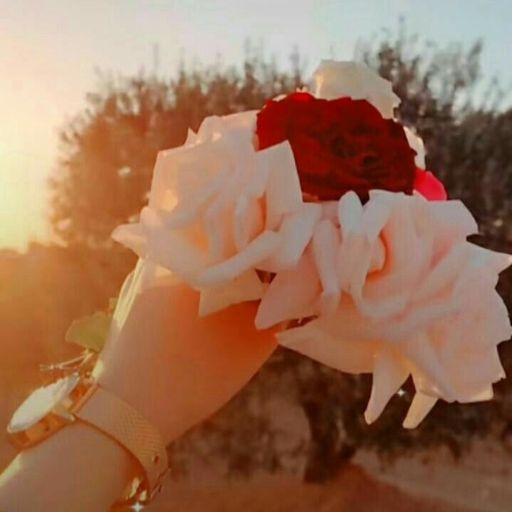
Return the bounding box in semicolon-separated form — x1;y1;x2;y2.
197;230;280;286
111;222;148;257
313;60;400;118
312;219;342;316
260;203;322;272
404;127;426;168
233;195;265;251
466;243;512;275
414;169;447;201
139;207;209;281
255;250;320;329
447;347;505;401
427;200;478;245
362;192;396;241
460;386;494;403
277;317;377;374
365;351;410;424
414;242;469;303
149;140;229;212
402;332;455;401
198;270;264;316
261;141;303;230
403;393;438;429
203;192;236;262
337;191;364;235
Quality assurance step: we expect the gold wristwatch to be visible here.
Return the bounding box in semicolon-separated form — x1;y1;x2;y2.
7;353;169;508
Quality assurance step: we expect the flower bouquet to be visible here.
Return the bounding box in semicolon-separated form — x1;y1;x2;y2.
113;60;512;428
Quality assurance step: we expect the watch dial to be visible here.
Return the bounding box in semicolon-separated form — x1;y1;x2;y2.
8;373;81;432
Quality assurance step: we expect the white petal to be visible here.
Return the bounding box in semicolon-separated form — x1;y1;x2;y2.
337;232;371;294
402;332;454;401
162;168;229;228
361;192;395;241
233;195;264;251
197;230;280;286
410;370;440;398
149;140;229;212
111;222;147;257
312;219;342;316
261;203;322;272
316;299;384;343
460;386;494;403
337;191;363;235
141;207;208;280
185;127;198;145
277;319;376;374
255;250;320;329
404;126;426;168
313;60;399;118
448;347;505;400
403;393;437;429
365;351;409;424
139;262;179;290
249;154;271;198
368;237;386;272
414;242;469;303
198;270;264;316
192;112;257;148
203;185;236;262
467;243;512;274
352;198;430;319
321;201;340;225
261;141;303;230
427;200;478;246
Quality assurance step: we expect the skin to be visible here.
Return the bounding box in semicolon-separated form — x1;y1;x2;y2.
0;265;278;511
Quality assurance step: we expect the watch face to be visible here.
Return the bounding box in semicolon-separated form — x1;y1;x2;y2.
8;373;81;433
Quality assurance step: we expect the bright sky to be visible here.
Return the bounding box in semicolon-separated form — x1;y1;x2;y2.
1;0;511;250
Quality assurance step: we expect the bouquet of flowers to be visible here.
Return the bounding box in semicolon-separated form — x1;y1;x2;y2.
113;60;512;429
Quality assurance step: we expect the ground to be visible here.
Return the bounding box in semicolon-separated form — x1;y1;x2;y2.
143;464;469;512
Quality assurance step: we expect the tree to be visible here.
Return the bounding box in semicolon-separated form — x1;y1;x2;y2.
50;49;304;247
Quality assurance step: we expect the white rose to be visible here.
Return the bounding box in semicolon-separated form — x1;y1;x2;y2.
313;60;400;118
266;191;512;427
112;111;320;316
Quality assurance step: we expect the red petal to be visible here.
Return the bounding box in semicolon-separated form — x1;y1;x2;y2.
414;168;447;201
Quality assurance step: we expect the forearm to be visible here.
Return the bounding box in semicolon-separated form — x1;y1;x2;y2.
0;422;135;512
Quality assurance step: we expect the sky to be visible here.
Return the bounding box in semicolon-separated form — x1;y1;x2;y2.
1;0;511;250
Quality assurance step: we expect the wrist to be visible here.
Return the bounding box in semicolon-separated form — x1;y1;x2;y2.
0;422;135;512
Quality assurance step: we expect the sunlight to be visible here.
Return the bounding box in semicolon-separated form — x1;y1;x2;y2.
0;150;49;251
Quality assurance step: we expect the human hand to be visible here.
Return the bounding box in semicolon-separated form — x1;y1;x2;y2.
93;260;278;444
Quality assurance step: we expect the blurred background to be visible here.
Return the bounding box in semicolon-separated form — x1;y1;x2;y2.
2;1;512;510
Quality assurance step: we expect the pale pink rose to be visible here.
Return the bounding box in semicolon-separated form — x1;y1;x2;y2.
313;60;400;118
264;191;512;427
113;111;318;315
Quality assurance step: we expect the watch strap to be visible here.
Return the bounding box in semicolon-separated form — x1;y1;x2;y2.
73;384;168;496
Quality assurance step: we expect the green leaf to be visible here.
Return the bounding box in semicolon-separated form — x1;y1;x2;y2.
65;311;112;352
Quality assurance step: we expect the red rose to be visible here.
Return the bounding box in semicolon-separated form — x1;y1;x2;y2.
256;92;417;201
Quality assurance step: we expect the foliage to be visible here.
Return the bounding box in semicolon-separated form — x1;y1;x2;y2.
65;310;112;353
0;243;133;387
50;48;304;246
43;32;512;481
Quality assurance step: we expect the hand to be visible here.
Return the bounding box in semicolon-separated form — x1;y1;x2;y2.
0;260;277;512
93;260;278;443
